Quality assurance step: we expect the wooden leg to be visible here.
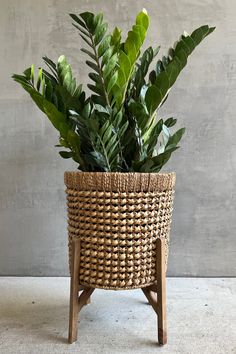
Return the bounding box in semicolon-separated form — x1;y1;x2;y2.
78;285;91;305
141;238;167;345
86;297;91;305
156;238;167;345
142;287;158;314
68;239;95;344
68;238;81;344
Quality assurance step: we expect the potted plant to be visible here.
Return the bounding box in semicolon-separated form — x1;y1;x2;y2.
12;9;215;345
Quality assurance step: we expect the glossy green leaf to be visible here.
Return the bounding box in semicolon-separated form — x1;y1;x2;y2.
79;12;95;32
81;48;96;60
191;25;209;45
136;9;149;30
69;13;86;28
36;68;43;91
166;127;186;147
79;33;93;47
23;67;31;80
107;71;118;94
165;60;180;86
94;23;108;45
30;64;34;84
86;60;100;73
98;36;111;57
59;151;73;158
103;54;118;78
155;71;170;97
164;117;177;127
145;85;162;114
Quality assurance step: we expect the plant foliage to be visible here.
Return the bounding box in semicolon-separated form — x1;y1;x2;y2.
12;10;215;172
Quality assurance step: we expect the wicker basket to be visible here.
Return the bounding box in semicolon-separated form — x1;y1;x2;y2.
64;172;176;290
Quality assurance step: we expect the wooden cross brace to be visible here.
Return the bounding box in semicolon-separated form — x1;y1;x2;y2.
68;237;167;345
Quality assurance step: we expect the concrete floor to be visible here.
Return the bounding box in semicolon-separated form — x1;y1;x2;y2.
0;278;235;354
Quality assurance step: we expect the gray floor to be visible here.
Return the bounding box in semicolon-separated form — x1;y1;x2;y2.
0;278;235;354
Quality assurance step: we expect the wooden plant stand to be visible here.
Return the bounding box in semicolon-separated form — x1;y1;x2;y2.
68;237;167;346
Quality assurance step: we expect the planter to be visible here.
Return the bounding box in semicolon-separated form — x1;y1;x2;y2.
64;171;176;290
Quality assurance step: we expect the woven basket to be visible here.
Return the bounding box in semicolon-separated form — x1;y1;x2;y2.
64;172;176;290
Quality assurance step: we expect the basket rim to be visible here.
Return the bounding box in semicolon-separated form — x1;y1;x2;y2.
64;171;175;176
64;171;176;192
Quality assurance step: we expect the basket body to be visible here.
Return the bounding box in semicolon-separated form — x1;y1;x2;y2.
65;172;176;290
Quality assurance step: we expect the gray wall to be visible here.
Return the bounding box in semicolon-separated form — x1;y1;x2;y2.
0;0;235;276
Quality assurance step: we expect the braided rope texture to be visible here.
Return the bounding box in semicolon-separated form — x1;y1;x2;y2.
65;172;176;290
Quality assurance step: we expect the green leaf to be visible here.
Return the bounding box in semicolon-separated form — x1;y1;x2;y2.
59;137;69;148
164;117;177;127
114;10;149;108
118;52;131;80
166;128;186;147
94;23;108;45
103;54;118;78
174;49;187;69
175;39;191;56
145;85;162;114
136;9;149;30
132;46;159;98
57;55;75;94
81;48;96;60
42;56;58;77
67;130;81;150
79;34;93;48
30;64;34;84
132;24;146;43
140;146;179;172
111;27;122;50
59;151;73;159
42;69;58;85
72;23;90;37
87;84;103;95
42;99;69;136
191;25;209;45
146;119;163;155
102;125;112;145
85;151;108;171
94;12;103;30
153;147;179;165
99;120;110;137
23;67;31;80
125;31;141;53
86;60;100;73
36;68;43;91
82;102;91;118
88;72;101;84
149;70;156;84
79;12;95;32
155;71;170;97
107;71;118;94
106;135;119;156
69;13;86;28
181;35;195;53
101;47;113;67
165;60;181;86
118;121;129;138
98;36;111;57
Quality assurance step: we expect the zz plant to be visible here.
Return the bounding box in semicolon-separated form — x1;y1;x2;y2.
13;10;215;172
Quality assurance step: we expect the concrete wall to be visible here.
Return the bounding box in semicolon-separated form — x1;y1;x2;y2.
0;0;235;276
